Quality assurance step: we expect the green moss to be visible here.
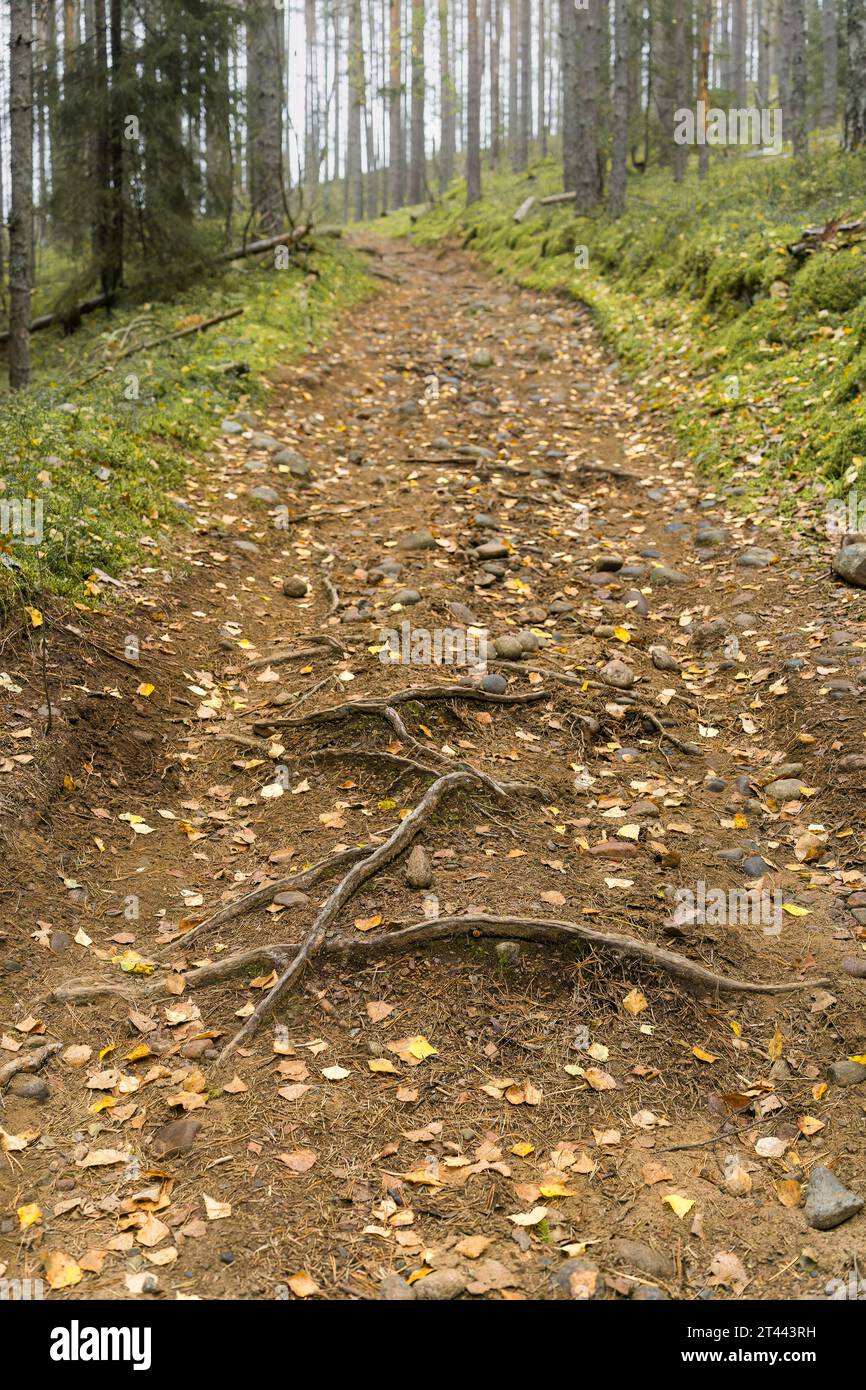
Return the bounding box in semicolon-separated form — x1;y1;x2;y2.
0;242;373;603
373;145;866;508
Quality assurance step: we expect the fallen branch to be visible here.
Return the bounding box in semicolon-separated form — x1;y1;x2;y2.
73;308;245;389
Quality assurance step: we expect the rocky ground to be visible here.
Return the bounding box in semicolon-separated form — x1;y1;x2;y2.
1;236;865;1303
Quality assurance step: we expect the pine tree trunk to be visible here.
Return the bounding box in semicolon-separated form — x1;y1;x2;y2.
466;0;481;200
388;0;404;206
247;0;284;233
732;0;746;102
347;0;364;218
489;0;501;168
558;0;577;195
756;0;769;105
515;0;529;168
408;0;425;200
789;0;807;154
672;0;689;181
537;0;544;154
820;0;837;127
609;0;628;215
9;0;34;390
440;0;456;186
845;0;866;148
574;0;600;210
698;0;712;175
508;0;518;166
305;0;320;201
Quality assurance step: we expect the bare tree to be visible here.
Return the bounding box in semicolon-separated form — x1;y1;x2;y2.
508;0;518;165
558;0;577;193
347;0;365;217
574;0;601;210
9;0;34;390
789;0;807;154
247;0;284;233
698;0;712;175
490;0;502;166
439;0;456;186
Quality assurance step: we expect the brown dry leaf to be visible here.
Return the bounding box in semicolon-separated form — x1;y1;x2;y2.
368;1057;400;1074
277;1083;311;1102
706;1250;749;1295
202;1194;231;1220
455;1235;492;1259
137;1214;170;1248
540;890;566;907
354;914;382;933
723;1155;754;1196
584;1067;617;1091
223;1075;248;1094
366;1000;395;1023
277;1147;318;1173
775;1179;803;1208
641;1161;674;1186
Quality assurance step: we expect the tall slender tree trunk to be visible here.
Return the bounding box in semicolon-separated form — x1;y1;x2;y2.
408;0;425;199
698;0;712;175
558;0;577;193
440;0;456;186
672;0;689;182
9;0;34;390
820;0;837;127
388;0;404;205
537;0;545;154
515;0;530;167
466;0;481;200
756;0;769;105
609;0;628;215
789;0;807;154
732;0;746;101
247;0;284;232
490;0;501;167
844;0;866;147
574;0;600;209
347;0;365;218
507;0;518;166
305;0;320;201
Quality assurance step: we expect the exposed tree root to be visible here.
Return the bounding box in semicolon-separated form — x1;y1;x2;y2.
247;635;345;670
0;1041;63;1092
252;684;547;731
216;769;530;1061
160;844;374;954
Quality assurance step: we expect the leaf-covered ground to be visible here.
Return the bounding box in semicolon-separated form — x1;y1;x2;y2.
1;237;864;1302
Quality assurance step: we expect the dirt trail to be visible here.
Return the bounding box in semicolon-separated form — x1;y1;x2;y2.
1;237;865;1302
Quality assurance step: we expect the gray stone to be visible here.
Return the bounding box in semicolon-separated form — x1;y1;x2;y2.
600;658;634;690
693;618;728;649
764;778;806;801
378;1275;416;1301
516;628;545;653
495;941;522;966
149;1116;203;1158
834;543;866;589
249;433;283;452
274;448;311;478
741;854;772;877
609;1239;675;1280
595;554;623;572
282;576;309;598
494;635;524;660
737;546;776;569
475;540;510;561
392;588;421;606
8;1075;49;1101
804;1166;864;1230
649;645;679;672
250;485;280;504
413;1268;467;1300
220;419;244;435
470;349;493;368
232;539;259;554
397;530;435;551
405;845;433;889
481;674;508;694
649;565;689;585
828;1060;866;1087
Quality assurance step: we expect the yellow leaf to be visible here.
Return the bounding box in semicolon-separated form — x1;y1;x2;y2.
45;1250;83;1291
692;1046;718;1063
137;683;155;698
663;1194;695;1219
407;1265;432;1285
511;1141;534;1157
622;988;648;1016
367;1058;399;1074
25;606;43;628
782;903;810;917
848;1054;866;1065
408;1035;437;1061
768;1025;784;1061
539;1182;575;1198
354;914;382;933
17;1203;42;1229
287;1272;320;1298
613;626;631;643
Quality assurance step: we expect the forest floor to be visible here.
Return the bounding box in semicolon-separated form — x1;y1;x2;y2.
1;235;865;1303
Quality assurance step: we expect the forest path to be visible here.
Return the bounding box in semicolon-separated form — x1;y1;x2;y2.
1;236;865;1302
